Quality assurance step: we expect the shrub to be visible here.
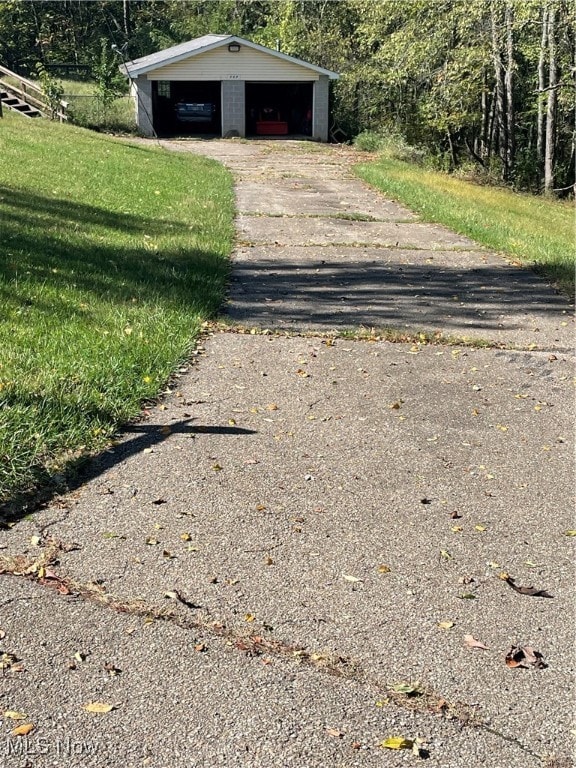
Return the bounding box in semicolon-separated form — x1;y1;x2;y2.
353;130;385;152
35;64;64;118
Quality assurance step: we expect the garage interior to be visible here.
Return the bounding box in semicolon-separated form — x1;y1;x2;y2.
152;80;222;136
246;82;313;137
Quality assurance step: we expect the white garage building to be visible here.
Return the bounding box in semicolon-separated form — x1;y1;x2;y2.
121;34;339;141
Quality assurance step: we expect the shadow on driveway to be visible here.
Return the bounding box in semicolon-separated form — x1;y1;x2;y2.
227;253;572;342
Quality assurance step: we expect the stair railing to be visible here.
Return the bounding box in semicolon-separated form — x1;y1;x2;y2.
0;64;68;121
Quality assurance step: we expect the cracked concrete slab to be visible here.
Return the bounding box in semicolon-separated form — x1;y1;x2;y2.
237;213;479;249
3;334;573;766
1;578;547;768
236;179;418;219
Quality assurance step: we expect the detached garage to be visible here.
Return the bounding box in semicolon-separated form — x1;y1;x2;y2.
121;35;339;142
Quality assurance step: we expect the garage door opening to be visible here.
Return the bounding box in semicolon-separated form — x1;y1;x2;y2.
152;81;221;136
246;82;313;138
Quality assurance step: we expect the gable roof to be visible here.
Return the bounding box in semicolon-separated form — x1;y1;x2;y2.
122;34;339;79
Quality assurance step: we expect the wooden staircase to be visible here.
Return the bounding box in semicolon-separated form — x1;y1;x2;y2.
0;64;67;121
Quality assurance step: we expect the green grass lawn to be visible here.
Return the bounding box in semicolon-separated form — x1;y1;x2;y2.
355;157;575;298
0;111;234;504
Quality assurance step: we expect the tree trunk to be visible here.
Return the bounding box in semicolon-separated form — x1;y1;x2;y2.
447;129;457;169
123;0;131;39
481;71;490;160
536;3;548;171
487;84;497;162
491;1;509;180
504;1;515;178
544;3;557;195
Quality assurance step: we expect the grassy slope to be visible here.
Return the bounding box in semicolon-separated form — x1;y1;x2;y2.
355;157;575;297
0;112;234;502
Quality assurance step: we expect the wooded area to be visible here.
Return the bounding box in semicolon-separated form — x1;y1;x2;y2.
1;0;574;195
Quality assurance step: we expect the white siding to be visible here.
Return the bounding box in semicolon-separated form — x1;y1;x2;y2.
148;45;319;82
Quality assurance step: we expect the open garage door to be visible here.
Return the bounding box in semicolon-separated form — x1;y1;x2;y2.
152;81;221;136
245;82;313;138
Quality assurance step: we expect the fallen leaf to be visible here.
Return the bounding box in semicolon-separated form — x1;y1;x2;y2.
0;652;19;670
244;613;256;622
82;702;117;713
463;634;490;650
342;574;363;583
180;533;192;542
3;711;27;720
505;645;546;669
212;463;222;471
152;498;167;505
11;723;34;736
104;663;121;676
380;736;414;750
266;403;278;411
162;550;175;560
256;504;266;512
564;530;576;537
474;524;487;532
325;727;344;738
438;621;455;630
145;537;159;546
378;564;391;574
458;593;477;599
30;535;41;547
389;682;422;696
102;531;125;540
264;556;274;565
194;643;207;653
74;651;86;663
504;577;553;598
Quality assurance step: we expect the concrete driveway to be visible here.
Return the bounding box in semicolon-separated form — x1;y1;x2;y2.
0;139;574;768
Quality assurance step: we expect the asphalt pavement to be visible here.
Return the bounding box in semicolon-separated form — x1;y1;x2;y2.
0;139;574;768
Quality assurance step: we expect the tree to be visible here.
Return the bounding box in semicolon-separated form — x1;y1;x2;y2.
543;1;557;194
